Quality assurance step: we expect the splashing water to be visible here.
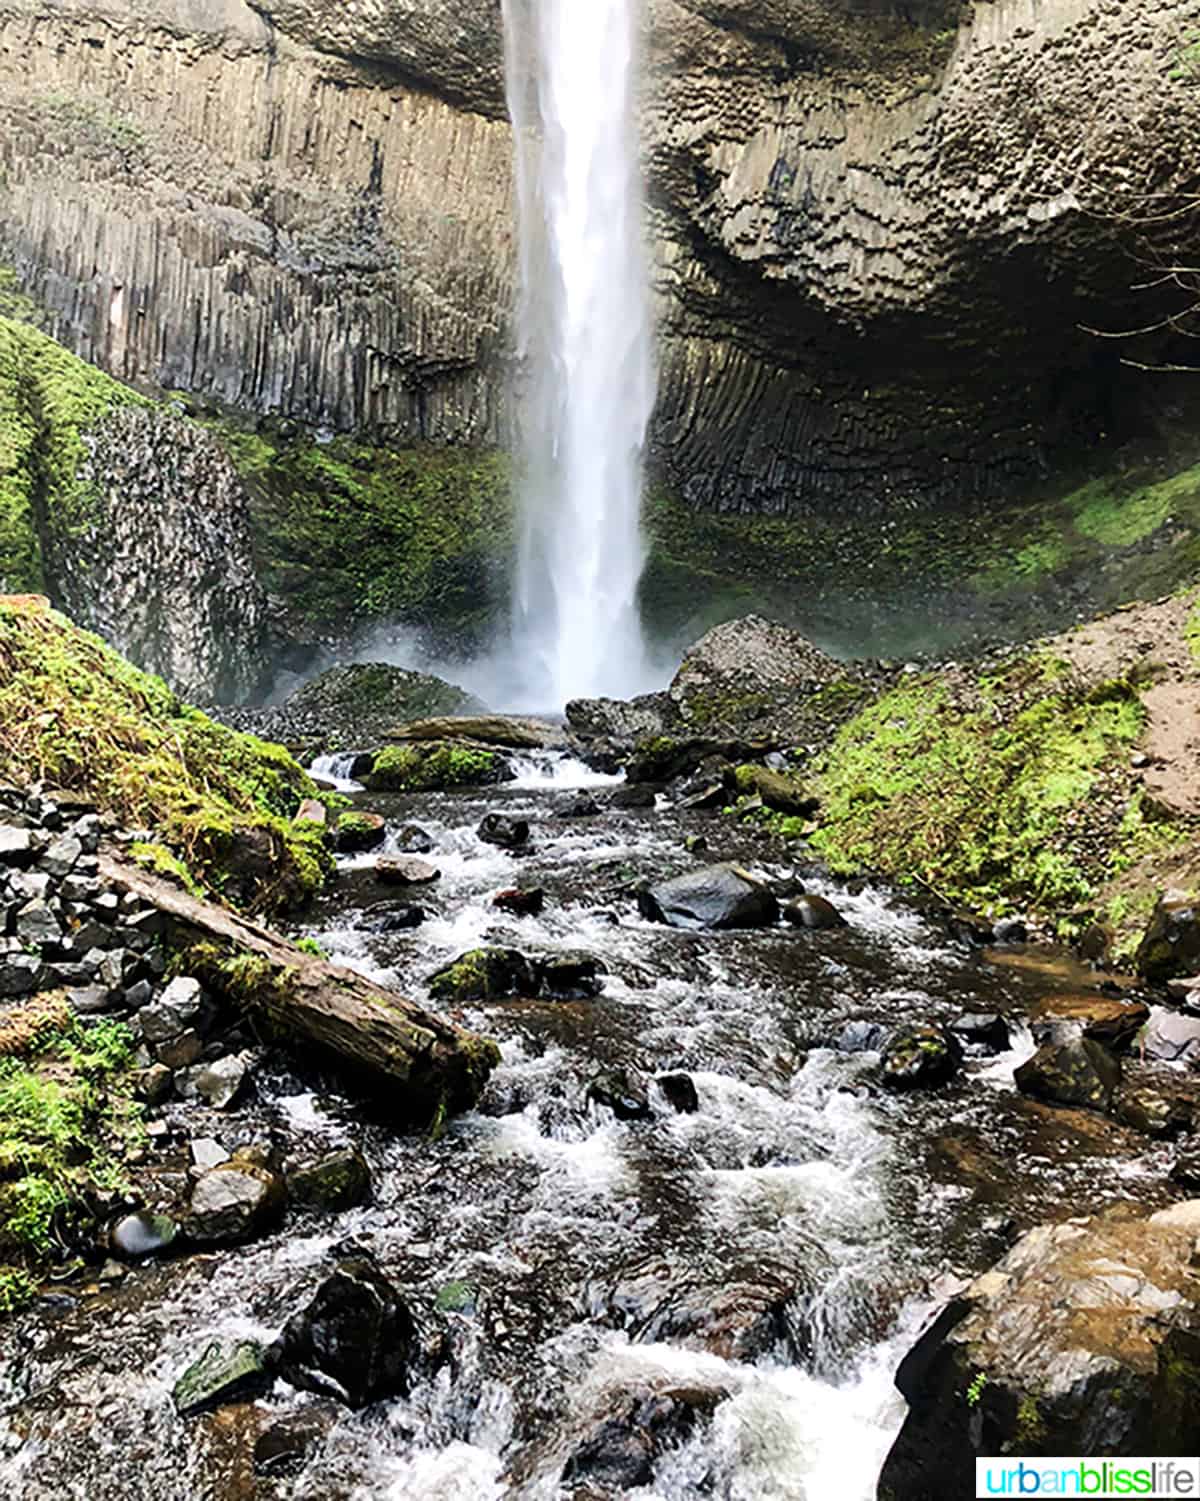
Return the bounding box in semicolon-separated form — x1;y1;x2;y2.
503;0;657;710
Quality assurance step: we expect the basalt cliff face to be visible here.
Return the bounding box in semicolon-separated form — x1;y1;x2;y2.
1;0;1198;518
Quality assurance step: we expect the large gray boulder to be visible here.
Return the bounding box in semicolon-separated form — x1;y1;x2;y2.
879;1202;1200;1499
638;863;779;930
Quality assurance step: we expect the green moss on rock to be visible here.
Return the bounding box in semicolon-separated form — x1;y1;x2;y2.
0;315;145;593
366;742;502;793
216;423;513;638
0;598;330;912
0;1004;142;1314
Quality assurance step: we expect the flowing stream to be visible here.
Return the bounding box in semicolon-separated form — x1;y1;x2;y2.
503;0;657;709
0;758;1172;1499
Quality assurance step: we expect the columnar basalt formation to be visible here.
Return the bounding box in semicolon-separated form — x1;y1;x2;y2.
1;0;1198;516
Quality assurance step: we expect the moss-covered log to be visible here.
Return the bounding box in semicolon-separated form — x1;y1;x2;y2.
99;851;500;1125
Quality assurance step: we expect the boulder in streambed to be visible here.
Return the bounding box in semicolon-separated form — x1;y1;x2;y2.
1014;1037;1121;1110
493;886;545;917
1030;992;1149;1053
273;1258;419;1409
782;893;847;931
363;740;509;793
287;1148;372;1213
637;863;779;931
656;1072;700;1113
185;1153;286;1246
428;947;539;1004
333;811;386;853
363;902;426;932
879;1202;1200;1499
587;1067;654;1121
173;1338;275;1417
477;812;530;850
561;1384;726;1491
879;1024;962;1090
948;1013;1010;1054
110;1210;179;1260
609;784;658;810
1137;894;1200;983
538;951;607;1000
1142;1006;1200;1064
732;764;818;817
374;855;440;887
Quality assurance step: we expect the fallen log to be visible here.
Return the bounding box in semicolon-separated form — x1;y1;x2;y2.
100;850;499;1127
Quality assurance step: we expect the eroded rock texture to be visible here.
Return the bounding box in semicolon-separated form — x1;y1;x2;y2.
57;406;271;702
1;0;1198;514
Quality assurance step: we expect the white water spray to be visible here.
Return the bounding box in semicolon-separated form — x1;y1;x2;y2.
503;0;657;709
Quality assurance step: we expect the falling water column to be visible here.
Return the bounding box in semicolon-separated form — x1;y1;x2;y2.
503;0;657;709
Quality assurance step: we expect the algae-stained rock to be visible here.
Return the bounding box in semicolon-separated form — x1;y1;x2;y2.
1014;1037;1121;1111
429;947;538;1004
364;740;507;792
173;1338;275;1416
638;863;778;930
333;811;387;853
879;1203;1200;1498
880;1024;962;1090
274;1258;419;1409
733;765;819;816
287;1149;372;1212
1137;896;1200;984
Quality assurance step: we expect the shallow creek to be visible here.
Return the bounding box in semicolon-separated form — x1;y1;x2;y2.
0;755;1173;1499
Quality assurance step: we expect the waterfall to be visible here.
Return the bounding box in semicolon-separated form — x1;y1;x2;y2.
502;0;657;710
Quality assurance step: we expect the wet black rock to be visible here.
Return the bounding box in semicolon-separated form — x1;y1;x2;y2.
173;1338;275;1417
880;1024;963;1089
1014;1037;1121;1111
557;792;601;819
638;863;779;931
428;947;538;1004
477;813;530;850
610;784;657;810
1137;896;1200;984
948;1013;1010;1053
185;1156;286;1245
254;1403;341;1476
782;893;847;931
394;823;437;854
561;1386;724;1491
288;1149;373;1213
110;1210;179;1260
493;887;545;917
656;1073;700;1113
363;902;427;933
538;951;607;1000
274;1258;419;1409
587;1067;654;1122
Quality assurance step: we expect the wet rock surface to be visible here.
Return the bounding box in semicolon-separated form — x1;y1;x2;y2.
637;862;779;930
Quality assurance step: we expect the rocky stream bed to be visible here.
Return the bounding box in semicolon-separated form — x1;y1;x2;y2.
3;740;1200;1499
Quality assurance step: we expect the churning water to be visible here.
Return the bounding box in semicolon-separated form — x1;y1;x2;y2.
503;0;657;709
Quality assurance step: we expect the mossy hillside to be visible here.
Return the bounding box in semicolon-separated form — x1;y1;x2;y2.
805;657;1157;923
365;742;502;792
0;314;146;593
216;424;513;639
0;999;142;1314
0;598;331;912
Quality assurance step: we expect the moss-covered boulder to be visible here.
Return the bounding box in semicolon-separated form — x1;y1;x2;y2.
879;1024;962;1090
364;741;507;793
428;948;538;1004
732;764;818;816
287;1149;372;1213
0;596;330;913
